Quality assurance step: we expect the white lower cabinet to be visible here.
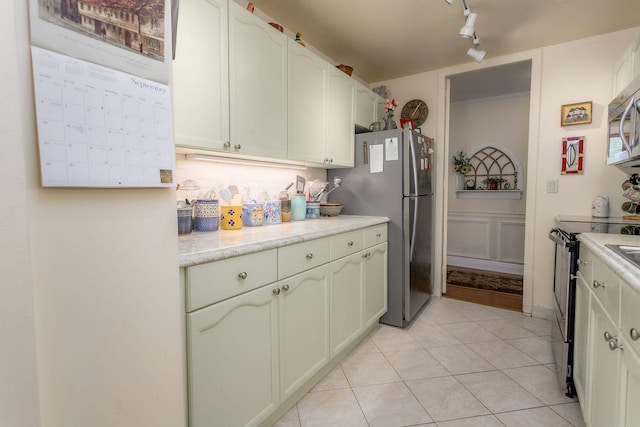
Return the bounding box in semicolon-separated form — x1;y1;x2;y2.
184;225;388;427
574;243;640;427
187;284;279;427
278;265;330;400
330;251;364;357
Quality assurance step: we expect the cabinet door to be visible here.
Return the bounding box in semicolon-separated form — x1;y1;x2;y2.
355;82;376;128
173;0;229;151
620;344;640;427
330;252;363;357
278;265;330;400
363;242;388;328
287;40;326;164
325;66;355;167
187;285;279;427
573;275;590;416
631;37;640;83
613;46;633;97
589;298;621;427
229;1;287;158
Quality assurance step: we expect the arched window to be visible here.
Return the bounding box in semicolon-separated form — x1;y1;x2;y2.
466;146;518;190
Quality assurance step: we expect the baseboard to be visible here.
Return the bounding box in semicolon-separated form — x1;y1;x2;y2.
447;256;524;276
444;284;522;312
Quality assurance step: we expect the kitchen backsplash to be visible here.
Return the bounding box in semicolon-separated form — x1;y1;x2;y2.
175;155;327;202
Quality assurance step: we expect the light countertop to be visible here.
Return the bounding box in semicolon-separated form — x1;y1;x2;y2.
578;233;640;294
178;215;389;267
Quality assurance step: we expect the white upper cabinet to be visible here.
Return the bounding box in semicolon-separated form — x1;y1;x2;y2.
355;82;377;129
613;36;640;97
229;1;288;158
287;39;326;164
173;0;229;151
326;66;355;167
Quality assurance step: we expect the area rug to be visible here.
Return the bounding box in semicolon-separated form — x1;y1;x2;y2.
446;266;523;295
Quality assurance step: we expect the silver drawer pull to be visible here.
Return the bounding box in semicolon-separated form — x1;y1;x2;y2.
306;253;314;260
281;284;290;291
577;259;590;265
376;233;381;238
593;280;605;289
238;272;248;280
604;331;615;342
347;241;354;247
631;328;640;341
272;287;281;295
609;339;624;351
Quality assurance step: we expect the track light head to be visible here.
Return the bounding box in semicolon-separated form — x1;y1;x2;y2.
459;13;477;38
461;0;470;15
467;47;486;63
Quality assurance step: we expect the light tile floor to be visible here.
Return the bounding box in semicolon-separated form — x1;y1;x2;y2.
272;297;586;427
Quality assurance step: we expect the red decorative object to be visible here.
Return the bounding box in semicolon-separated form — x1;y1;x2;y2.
399;118;415;130
561;136;585;174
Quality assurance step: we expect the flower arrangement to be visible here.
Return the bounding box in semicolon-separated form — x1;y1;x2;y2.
384;98;398;118
451;150;470;175
482;176;506;190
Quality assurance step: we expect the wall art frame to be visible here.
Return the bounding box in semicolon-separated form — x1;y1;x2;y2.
562;136;585;174
561;101;592;126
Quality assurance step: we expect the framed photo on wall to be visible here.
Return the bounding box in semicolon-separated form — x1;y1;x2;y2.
562;136;585;174
561;101;592;126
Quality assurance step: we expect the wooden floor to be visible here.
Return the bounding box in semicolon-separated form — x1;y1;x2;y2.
444;283;522;312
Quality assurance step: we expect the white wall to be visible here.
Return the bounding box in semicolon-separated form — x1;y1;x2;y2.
3;1;187;426
374;26;640;316
0;1;41;426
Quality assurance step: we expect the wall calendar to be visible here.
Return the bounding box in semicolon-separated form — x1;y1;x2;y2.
31;46;175;188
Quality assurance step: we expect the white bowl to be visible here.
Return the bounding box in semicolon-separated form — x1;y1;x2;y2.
320;203;342;217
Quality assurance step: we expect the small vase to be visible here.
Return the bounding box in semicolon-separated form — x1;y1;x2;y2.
455;174;464;190
383;115;397;130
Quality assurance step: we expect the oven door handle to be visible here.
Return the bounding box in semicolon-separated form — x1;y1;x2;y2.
549;228;571;248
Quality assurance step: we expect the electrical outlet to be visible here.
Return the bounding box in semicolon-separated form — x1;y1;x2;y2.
547;178;559;193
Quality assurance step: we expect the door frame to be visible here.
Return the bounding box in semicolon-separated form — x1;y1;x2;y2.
434;49;542;316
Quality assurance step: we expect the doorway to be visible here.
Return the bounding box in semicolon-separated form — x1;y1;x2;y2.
443;60;532;311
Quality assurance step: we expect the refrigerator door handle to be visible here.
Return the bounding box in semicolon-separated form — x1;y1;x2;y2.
409;132;418;261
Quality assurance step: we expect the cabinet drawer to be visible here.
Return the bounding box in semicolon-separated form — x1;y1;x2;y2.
591;256;621;327
621;284;640;355
330;229;364;260
364;224;387;247
278;237;330;279
186;249;278;312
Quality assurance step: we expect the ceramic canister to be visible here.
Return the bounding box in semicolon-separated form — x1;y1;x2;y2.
263;200;282;224
177;206;193;234
306;201;320;219
242;203;264;226
220;205;243;230
290;195;306;221
193;199;219;232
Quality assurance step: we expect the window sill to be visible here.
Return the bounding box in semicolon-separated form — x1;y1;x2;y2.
456;189;522;199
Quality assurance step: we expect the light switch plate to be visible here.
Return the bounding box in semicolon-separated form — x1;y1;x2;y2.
547;178;559;193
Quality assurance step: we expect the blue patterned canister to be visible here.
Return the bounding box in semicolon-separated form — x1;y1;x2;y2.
263;200;282;224
306;201;320;219
193;199;219;232
241;203;264;226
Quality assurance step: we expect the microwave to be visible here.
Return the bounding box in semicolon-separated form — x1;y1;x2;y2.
607;75;640;171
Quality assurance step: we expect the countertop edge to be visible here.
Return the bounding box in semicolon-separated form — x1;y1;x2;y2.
577;233;640;294
178;215;390;267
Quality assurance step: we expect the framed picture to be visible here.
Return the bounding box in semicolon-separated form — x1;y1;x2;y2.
400;118;415;130
561;101;592;126
562;136;585;174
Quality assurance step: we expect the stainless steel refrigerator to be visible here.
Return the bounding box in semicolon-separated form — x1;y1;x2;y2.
328;128;433;327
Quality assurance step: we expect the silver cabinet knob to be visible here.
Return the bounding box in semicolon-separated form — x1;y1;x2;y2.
224;141;231;149
272;287;281;295
631;328;640;341
234;144;241;150
604;331;614;342
593;280;605;289
329;158;333;163
347;241;354;247
281;284;290;291
306;253;314;260
238;272;248;280
376;233;381;238
362;253;368;259
608;339;624;351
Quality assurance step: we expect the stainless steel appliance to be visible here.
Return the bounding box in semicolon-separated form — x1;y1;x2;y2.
549;217;640;397
607;75;640;170
328;129;433;327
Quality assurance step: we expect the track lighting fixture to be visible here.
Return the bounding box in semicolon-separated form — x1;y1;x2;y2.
467;47;486;63
461;0;470;16
459;12;477;38
443;0;456;4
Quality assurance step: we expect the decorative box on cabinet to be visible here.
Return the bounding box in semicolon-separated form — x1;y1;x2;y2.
228;1;288;159
173;0;229;151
